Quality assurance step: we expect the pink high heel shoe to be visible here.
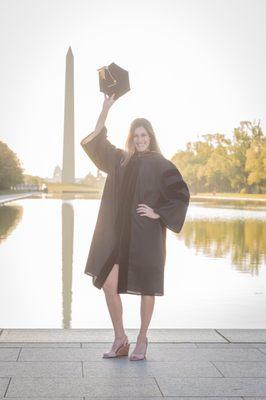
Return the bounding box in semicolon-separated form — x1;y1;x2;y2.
129;337;148;361
102;335;130;358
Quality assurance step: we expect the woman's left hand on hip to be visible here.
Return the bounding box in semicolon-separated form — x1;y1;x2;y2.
136;204;160;219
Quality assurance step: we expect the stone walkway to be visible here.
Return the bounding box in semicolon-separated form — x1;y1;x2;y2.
0;329;266;398
0;193;37;205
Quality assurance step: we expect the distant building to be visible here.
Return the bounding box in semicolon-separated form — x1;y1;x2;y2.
53;165;62;183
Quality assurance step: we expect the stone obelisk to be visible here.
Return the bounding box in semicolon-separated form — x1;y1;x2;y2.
62;46;75;184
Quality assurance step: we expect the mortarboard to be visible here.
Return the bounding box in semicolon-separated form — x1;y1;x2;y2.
97;62;130;100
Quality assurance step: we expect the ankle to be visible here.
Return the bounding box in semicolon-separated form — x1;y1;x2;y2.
137;334;147;342
114;333;127;340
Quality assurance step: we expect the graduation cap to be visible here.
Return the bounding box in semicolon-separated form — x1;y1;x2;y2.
97;62;130;100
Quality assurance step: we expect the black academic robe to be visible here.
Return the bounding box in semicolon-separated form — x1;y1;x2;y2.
80;126;190;296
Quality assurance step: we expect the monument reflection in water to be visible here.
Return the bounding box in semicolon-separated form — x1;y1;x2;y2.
61;201;74;329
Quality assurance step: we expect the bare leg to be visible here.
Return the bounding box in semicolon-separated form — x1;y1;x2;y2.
102;264;128;354
130;295;155;356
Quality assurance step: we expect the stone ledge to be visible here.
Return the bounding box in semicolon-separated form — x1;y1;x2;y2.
0;329;265;343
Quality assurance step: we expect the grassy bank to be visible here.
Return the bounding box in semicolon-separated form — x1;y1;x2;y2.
45;183;102;194
194;192;266;199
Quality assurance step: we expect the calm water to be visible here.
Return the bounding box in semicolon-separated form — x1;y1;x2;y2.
0;194;266;329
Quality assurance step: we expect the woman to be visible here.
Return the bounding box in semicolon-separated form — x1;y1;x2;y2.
80;94;190;361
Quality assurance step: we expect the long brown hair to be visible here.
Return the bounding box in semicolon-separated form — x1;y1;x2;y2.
120;118;162;167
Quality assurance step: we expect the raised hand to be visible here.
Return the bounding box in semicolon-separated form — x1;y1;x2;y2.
102;93;116;112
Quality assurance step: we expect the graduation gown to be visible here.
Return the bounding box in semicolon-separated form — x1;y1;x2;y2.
80;126;190;296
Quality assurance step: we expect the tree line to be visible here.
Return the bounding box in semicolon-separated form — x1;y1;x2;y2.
0;141;24;190
1;119;265;193
172;120;266;194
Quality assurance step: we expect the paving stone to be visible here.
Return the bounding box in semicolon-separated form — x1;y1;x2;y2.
0;342;81;348
6;377;161;397
0;329;104;343
156;377;266;396
0;396;248;400
83;397;243;400
213;361;266;377
0;361;82;377
0;328;225;343
0;398;83;399
0;331;266;399
0;397;243;400
84;398;243;400
243;397;266;399
18;348;102;361
196;342;266;348
17;346;266;362
258;347;266;355
144;347;266;362
82;342;197;348
83;359;222;377
0;348;20;361
161;398;243;400
217;329;266;343
0;378;10;397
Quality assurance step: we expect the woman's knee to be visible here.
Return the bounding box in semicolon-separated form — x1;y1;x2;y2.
102;281;117;294
102;264;119;294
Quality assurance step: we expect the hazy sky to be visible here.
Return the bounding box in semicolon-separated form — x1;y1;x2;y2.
0;0;265;178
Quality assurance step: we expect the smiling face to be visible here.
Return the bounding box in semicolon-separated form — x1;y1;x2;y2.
133;126;151;152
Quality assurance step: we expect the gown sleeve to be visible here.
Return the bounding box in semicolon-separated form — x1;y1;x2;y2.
153;162;190;233
80;125;123;174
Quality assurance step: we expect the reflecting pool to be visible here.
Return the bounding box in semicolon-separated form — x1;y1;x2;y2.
0;195;266;329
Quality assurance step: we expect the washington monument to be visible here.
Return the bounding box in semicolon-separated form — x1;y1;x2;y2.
62;46;75;184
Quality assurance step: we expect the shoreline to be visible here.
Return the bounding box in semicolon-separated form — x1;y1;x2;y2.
191;194;266;202
0;192;39;205
1;192;266;205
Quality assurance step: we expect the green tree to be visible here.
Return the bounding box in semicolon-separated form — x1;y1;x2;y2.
171;143;196;192
170;120;265;194
23;174;45;185
198;133;233;192
245;136;266;193
0;140;24;190
229;120;263;193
